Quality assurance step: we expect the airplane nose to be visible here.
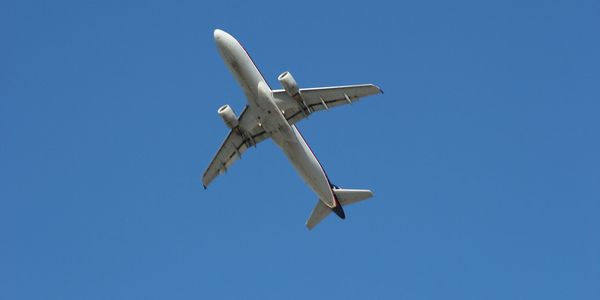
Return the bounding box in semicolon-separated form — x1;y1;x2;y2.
214;29;224;41
213;29;234;59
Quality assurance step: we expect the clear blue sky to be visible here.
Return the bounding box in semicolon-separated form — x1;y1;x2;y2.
2;0;599;299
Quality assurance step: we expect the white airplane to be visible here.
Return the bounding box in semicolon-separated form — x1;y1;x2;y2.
203;29;383;229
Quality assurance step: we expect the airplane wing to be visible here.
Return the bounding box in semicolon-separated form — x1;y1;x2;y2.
202;106;269;188
272;84;383;125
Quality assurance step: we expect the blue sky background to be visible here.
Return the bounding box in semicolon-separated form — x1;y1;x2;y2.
2;0;599;299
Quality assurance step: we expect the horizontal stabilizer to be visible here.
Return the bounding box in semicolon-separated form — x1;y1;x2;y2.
306;201;331;230
334;188;373;205
306;188;373;230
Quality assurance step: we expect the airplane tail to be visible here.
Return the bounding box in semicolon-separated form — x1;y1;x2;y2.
306;188;373;230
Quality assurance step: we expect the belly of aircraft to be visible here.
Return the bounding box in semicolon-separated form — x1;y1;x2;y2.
272;127;335;208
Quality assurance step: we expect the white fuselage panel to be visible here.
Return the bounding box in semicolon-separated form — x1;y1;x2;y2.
270;127;335;207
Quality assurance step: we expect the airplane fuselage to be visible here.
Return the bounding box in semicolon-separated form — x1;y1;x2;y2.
214;29;339;210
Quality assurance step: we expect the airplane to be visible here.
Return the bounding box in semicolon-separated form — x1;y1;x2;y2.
203;29;383;229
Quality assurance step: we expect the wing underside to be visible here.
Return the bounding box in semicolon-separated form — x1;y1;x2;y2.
202;106;268;188
273;84;383;125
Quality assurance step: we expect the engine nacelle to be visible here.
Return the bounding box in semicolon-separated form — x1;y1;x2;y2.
278;71;299;97
217;104;239;129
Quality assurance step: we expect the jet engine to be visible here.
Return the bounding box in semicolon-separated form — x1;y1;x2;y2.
217;104;239;129
278;71;299;97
